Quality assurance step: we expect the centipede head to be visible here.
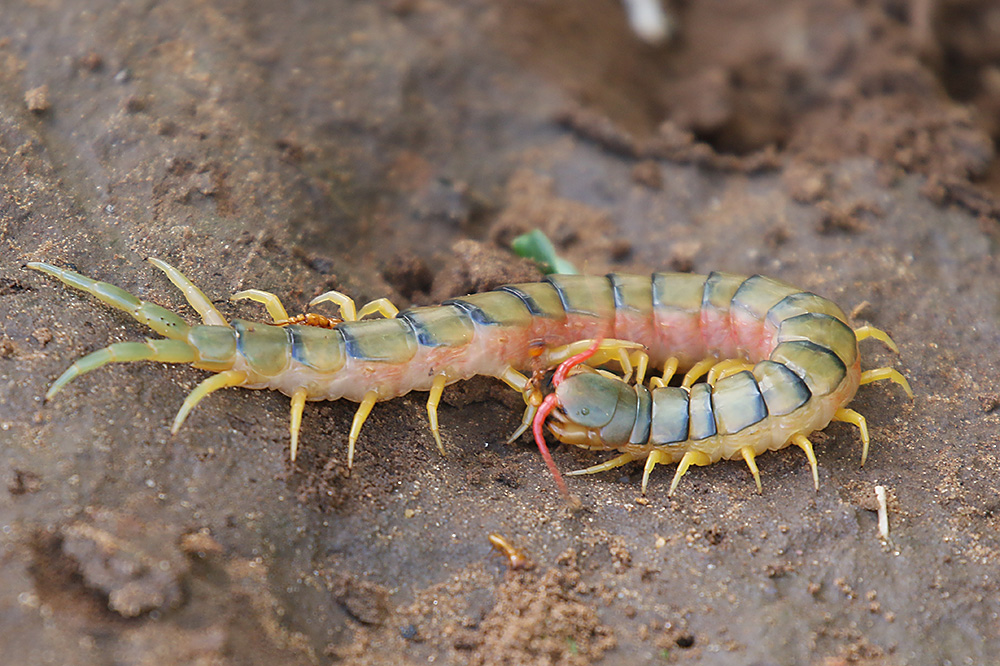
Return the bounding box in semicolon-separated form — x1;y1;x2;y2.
532;338;606;498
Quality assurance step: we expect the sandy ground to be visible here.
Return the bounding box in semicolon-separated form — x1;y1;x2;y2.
2;1;1000;664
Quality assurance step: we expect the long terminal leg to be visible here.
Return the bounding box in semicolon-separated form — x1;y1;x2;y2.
172;370;249;433
860;368;913;398
833;407;870;464
740;446;762;493
28;262;195;340
289;387;308;461
791;433;819;490
426;374;448;456
147;258;229;327
45;339;198;399
347;390;379;470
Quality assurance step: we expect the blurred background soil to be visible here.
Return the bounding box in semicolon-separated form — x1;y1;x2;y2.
2;1;1000;664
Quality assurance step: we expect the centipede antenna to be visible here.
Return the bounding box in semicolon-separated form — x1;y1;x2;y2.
532;393;570;498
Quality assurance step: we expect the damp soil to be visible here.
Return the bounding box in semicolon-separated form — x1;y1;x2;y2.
2;1;1000;664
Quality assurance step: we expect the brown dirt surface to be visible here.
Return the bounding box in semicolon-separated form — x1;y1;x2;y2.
3;1;1000;665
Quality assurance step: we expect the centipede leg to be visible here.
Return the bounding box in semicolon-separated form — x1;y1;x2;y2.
148;258;229;327
309;290;360;321
681;358;716;388
667;450;712;496
230;289;291;323
740;446;762;493
356;298;399;319
172;370;250;433
833;407;870;464
854;325;899;353
289;387;308;461
650;357;680;389
498;365;535;443
641;450;670;495
45;339;198;400
707;359;754;385
791;434;819;490
566;452;641;477
426;374;448;456
860;368;914;398
347;391;379;470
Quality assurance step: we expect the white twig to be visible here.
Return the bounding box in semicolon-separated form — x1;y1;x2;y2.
875;485;889;541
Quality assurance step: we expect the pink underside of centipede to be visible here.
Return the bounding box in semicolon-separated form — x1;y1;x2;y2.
255;306;795;403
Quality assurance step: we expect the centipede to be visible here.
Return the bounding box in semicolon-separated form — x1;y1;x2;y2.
28;261;910;497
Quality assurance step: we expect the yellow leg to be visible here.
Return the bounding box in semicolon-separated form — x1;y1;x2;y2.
289;387;307;461
230;289;291;323
833;407;870;465
791;434;819;490
616;348;634;382
707;359;754;385
860;367;913;398
661;357;679;385
633;351;649;386
496;365;537;443
740;446;762;493
566;452;641;477
171;370;249;433
148;258;229;327
536;339;644;370
426;374;448;456
681;358;716;388
854;325;899;353
347;391;379;470
650;357;680;389
667;450;712;496
642;450;670;495
309;290;359;321
356;298;399;320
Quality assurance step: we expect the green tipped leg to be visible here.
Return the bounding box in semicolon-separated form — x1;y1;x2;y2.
44;339;197;400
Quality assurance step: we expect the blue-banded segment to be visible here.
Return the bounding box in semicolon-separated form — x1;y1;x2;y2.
630;384;652;444
232;319;291;376
711;370;767;435
443;291;534;328
753;360;811;416
545;275;616;319
499;283;566;319
609;273;654;314
766;292;848;328
651;273;706;314
287;325;347;373
777;313;858;366
770;340;847;396
337;317;418;362
688;383;717;440
398;305;475;347
650;387;689;445
702;272;745;315
730;275;801;322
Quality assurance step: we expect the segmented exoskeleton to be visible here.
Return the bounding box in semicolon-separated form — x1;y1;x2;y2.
28;261;909;496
